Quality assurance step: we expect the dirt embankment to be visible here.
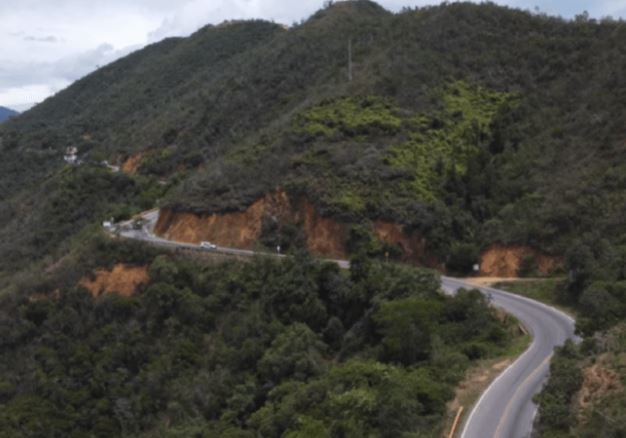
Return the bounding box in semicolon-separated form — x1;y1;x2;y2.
121;152;144;174
155;191;298;250
576;354;623;424
154;194;564;273
479;244;560;277
79;264;150;297
299;199;347;258
155;191;437;265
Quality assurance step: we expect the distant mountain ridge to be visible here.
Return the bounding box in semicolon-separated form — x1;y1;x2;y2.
0;106;18;122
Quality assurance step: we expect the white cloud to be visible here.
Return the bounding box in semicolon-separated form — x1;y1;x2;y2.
0;43;140;110
146;0;325;42
0;85;61;112
0;1;164;109
596;0;626;14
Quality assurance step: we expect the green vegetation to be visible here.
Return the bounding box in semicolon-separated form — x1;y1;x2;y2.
560;239;626;335
530;240;626;434
0;163;172;280
0;240;521;437
535;323;626;437
387;81;516;201
295;96;403;140
493;279;575;316
535;340;584;436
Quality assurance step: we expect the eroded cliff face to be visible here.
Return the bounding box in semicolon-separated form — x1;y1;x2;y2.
299;200;347;259
154;191;436;265
155;191;295;249
479;244;560;277
154;195;562;275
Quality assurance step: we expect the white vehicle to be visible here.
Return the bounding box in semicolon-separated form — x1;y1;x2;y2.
200;241;217;250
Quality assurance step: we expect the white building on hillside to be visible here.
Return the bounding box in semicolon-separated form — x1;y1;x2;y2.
64;146;78;164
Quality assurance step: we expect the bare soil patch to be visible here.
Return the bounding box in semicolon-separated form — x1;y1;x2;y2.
480;244;560;277
80;264;149;297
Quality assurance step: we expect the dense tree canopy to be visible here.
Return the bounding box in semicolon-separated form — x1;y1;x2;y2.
0;240;520;437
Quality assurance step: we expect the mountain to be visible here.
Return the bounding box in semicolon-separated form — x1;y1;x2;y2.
0;106;18;122
1;1;626;435
2;1;625;277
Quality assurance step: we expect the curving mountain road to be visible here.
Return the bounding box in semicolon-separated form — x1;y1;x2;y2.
112;210;576;438
114;210;351;267
442;277;577;438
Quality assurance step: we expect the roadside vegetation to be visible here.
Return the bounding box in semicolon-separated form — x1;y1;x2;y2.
535;324;626;437
492;279;576;316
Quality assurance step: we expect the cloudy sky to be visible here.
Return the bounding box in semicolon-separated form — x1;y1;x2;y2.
1;0;625;111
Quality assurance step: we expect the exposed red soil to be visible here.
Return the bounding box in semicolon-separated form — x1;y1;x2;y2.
155;191;295;249
576;354;623;424
479;244;560;277
154;194;566;274
79;264;150;298
300;200;347;259
154;191;437;265
121;152;144;174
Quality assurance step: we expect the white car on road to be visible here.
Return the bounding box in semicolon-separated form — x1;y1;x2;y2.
200;241;217;250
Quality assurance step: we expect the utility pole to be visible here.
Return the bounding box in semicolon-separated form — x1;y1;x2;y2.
348;38;353;82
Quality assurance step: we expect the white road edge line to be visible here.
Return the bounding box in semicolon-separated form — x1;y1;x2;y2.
459;328;539;438
445;277;575;438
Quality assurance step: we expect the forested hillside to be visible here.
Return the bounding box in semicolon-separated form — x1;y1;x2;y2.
0;238;522;437
1;1;626;436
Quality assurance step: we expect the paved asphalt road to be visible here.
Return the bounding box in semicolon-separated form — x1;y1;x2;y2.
113;210;577;438
442;277;576;438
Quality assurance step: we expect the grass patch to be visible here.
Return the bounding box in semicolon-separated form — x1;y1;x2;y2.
493;278;577;317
